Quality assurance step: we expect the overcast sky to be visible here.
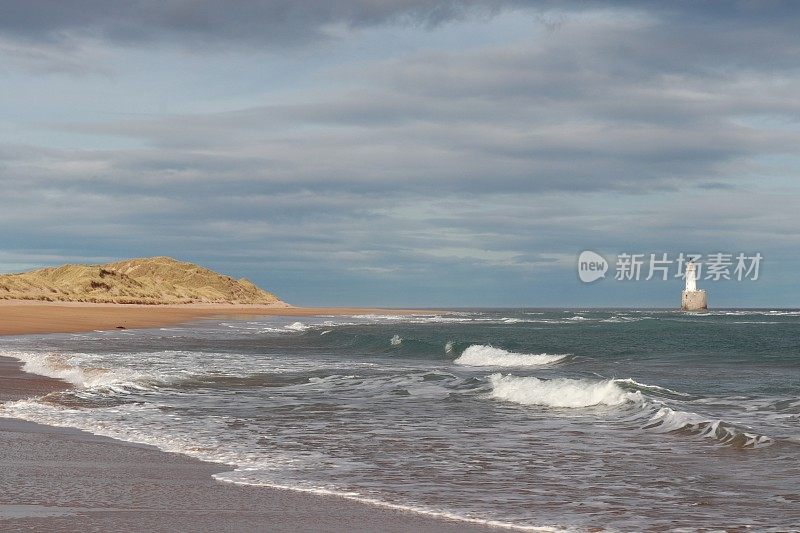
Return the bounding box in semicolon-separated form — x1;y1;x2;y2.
1;1;798;307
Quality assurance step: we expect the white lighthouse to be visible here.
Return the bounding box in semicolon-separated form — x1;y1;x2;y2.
685;262;698;292
681;260;707;311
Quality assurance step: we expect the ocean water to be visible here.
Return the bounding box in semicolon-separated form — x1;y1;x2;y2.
2;309;799;531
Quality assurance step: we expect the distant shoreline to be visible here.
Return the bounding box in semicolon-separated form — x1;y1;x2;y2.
0;300;431;336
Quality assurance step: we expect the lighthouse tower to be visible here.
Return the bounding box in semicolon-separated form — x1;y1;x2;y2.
681;261;707;311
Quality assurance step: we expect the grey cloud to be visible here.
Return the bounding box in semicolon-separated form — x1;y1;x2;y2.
0;0;500;48
3;148;798;304
1;1;798;51
3;2;800;305
32;5;796;199
0;37;111;75
52;38;800;196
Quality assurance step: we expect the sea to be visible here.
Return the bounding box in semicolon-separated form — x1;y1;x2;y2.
2;309;799;531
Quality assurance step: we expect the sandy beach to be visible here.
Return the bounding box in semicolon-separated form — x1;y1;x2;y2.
0;303;492;533
0;300;428;336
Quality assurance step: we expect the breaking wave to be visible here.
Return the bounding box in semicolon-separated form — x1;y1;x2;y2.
488;374;773;448
489;374;641;407
614;378;694;398
644;407;773;448
455;345;567;367
8;351;149;391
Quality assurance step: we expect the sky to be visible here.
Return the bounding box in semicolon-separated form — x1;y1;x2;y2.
1;1;799;307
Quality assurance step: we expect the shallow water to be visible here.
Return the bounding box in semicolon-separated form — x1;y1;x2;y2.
2;309;799;531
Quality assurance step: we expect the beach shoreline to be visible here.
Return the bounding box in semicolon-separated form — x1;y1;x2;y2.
0;303;500;532
0;300;433;336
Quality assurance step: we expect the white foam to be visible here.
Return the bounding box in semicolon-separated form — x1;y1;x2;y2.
444;341;454;354
351;314;476;324
213;471;563;532
7;351;147;391
713;310;800;317
455;345;566;367
644;407;773;448
220;322;290;334
614;378;692;398
285;321;308;331
390;334;402;346
489;374;642;408
0;398;563;532
351;314;407;320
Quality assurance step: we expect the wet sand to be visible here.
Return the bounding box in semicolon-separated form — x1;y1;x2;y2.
0;305;496;532
0;418;495;531
0;355;70;402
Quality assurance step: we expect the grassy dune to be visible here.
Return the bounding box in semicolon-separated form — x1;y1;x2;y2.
0;256;284;305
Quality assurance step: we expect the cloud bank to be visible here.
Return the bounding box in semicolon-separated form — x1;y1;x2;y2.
1;2;799;306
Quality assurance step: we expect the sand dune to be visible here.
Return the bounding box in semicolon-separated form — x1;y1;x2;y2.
0;256;285;305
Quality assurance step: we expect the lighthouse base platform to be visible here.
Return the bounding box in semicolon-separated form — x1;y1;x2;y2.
681;290;708;312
